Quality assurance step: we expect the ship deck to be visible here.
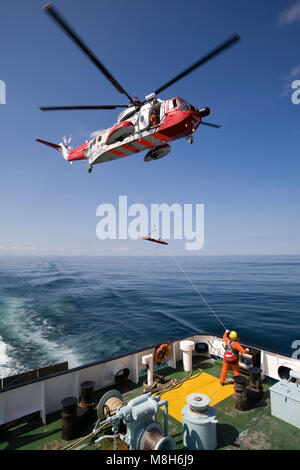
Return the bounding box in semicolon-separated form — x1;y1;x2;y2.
1;356;299;451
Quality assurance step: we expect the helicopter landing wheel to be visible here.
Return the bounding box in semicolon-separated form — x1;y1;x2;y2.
88;166;93;174
187;135;194;144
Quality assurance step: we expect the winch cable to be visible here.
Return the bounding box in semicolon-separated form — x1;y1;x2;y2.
60;422;108;450
146;227;227;330
165;245;227;331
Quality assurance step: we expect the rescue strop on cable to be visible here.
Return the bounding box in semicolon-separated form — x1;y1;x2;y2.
142;235;168;245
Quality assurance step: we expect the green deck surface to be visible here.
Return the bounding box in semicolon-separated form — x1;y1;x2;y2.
1;357;299;451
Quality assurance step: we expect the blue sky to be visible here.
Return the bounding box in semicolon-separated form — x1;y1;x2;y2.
0;0;300;256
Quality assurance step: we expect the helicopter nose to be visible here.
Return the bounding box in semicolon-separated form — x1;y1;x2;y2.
198;107;210;117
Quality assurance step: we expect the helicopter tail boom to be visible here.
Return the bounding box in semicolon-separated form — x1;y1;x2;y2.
36;138;70;160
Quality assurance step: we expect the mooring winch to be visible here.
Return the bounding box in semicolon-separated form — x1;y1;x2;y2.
93;389;176;450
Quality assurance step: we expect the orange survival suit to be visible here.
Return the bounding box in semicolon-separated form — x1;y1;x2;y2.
220;330;248;384
150;111;160;127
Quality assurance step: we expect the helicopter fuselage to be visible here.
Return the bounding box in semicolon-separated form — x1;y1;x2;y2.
67;97;202;166
38;4;240;172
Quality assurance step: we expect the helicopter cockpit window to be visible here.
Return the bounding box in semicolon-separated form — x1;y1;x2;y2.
167;99;177;111
97;136;102;143
180;103;190;112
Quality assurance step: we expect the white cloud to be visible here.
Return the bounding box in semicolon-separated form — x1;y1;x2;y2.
286;64;300;80
279;1;300;26
89;129;105;139
0;246;41;251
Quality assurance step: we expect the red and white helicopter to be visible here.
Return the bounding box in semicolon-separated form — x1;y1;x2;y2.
37;3;241;173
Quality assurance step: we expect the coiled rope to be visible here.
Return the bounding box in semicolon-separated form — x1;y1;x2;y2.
153;367;203;397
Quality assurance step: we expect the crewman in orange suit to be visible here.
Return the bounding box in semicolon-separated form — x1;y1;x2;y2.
220;330;249;386
150;110;160;127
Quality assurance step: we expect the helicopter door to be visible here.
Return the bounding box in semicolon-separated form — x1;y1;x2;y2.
138;105;151;132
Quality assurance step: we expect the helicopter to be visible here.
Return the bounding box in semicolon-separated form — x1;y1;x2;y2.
37;3;241;173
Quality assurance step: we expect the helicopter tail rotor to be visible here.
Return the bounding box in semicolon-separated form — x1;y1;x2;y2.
62;134;73;148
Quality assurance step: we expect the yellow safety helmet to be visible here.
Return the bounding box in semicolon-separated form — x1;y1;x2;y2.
229;331;238;340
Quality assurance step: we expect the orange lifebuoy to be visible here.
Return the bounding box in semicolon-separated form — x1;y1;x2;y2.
154;343;171;365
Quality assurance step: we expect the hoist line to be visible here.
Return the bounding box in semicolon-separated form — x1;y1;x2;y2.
147;226;227;330
165;246;227;331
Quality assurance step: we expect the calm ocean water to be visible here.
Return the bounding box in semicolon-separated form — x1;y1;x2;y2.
0;255;300;378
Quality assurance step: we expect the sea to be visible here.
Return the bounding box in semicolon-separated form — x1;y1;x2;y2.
0;255;300;378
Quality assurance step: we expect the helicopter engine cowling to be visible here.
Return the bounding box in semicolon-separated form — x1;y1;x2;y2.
198;107;210;117
144;144;171;162
117;106;137;123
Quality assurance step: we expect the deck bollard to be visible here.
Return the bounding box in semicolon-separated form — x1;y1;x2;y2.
247;367;263;405
79;380;95;408
142;354;154;386
180;340;195;371
233;376;248;411
61;396;78;440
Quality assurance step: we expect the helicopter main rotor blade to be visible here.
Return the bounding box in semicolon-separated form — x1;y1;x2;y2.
40;105;129;111
201;121;221;128
154;34;241;96
43;3;134;103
